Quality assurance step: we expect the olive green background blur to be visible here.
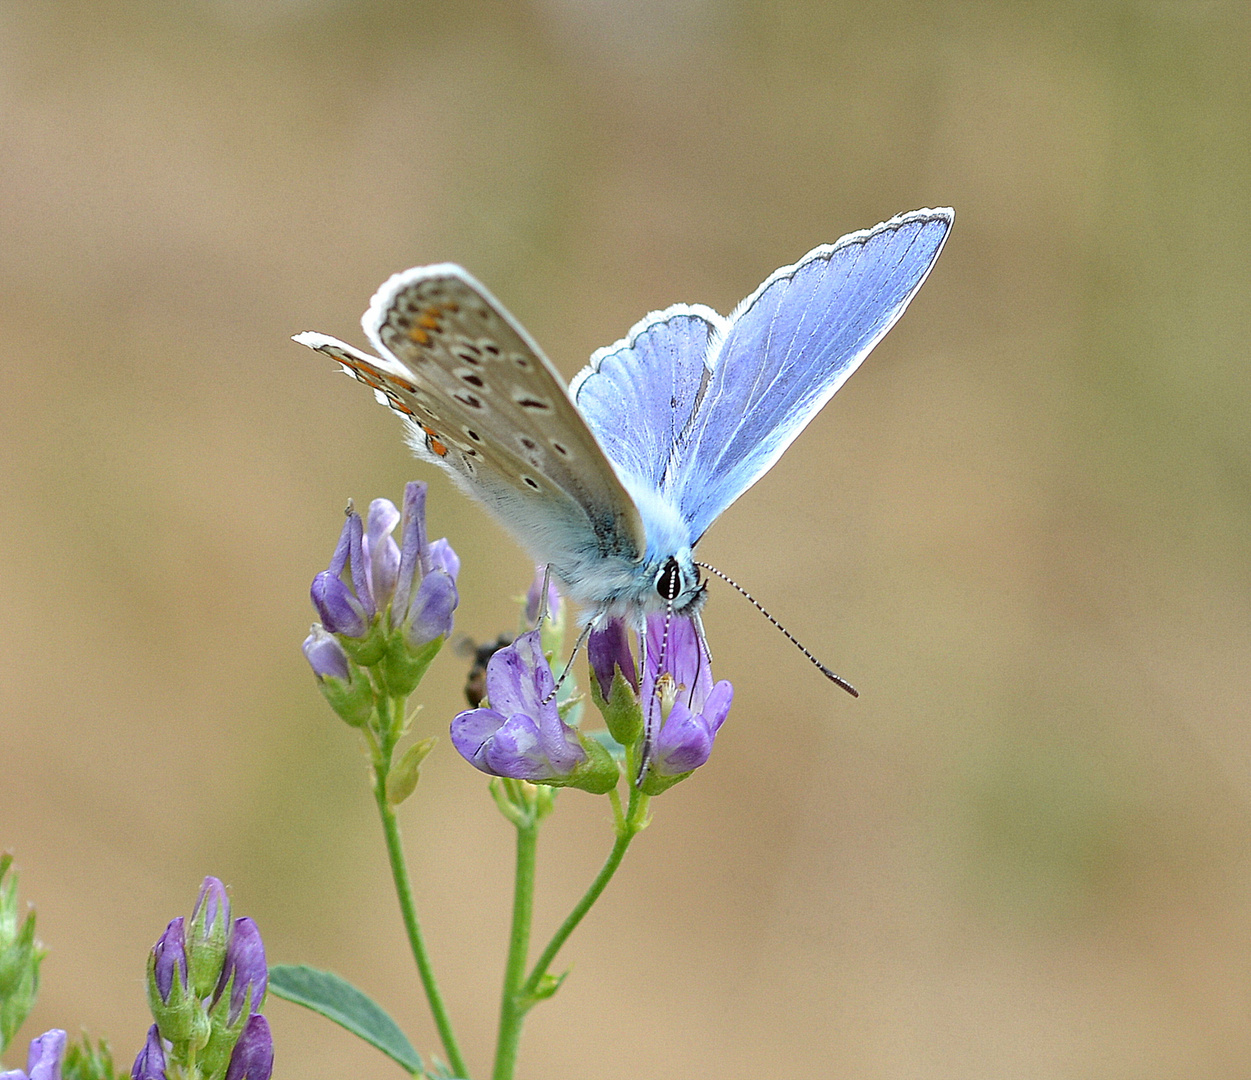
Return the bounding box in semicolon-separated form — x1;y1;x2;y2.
3;1;1250;1077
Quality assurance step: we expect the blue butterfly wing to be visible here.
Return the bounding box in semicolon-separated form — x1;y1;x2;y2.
570;305;725;558
673;208;953;541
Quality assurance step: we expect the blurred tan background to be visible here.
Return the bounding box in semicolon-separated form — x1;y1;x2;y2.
3;0;1250;1076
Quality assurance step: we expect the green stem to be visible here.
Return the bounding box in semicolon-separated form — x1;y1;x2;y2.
520;788;648;1000
374;712;470;1080
492;812;539;1080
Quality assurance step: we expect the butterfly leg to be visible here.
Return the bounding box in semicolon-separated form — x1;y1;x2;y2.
542;618;595;704
533;564;555;629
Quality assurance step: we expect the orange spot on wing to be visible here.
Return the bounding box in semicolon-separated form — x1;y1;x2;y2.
410;328;431;346
420;424;448;457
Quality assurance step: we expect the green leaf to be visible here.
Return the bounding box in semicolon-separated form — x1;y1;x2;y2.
269;964;423;1075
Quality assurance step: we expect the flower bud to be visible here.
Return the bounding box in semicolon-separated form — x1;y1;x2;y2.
129;1026;165;1080
303;626;374;727
301;625;350;681
309;569;369;638
399;570;458;651
586;618;643;747
146;917;208;1048
200;916;267;1079
186;877;231;999
307;483;459;699
587;618;637;699
362;498;402;611
213;918;267;1025
0;1027;65;1080
223;1015;272;1080
386;737;438;806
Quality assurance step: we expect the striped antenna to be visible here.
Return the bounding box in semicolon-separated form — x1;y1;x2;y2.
695;562;858;697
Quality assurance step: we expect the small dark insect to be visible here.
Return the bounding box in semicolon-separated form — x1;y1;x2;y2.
461;633;514;708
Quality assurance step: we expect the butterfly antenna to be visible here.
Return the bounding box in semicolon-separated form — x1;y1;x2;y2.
635;576;679;786
694;561;859;697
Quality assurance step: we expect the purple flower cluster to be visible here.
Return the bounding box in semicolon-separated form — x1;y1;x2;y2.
451;579;732;795
304;481;459;717
136;878;272;1080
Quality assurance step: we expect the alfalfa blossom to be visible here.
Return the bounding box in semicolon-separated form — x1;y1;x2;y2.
306;481;459;709
0;1027;64;1080
137;879;271;1080
451;630;617;794
638;615;733;794
586;614;733;795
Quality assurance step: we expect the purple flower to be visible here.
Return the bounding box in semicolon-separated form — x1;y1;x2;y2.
151;918;187;1004
213;918;267;1024
389;483;459;649
223;1015;272;1080
524;566;562;625
587;617;638;699
310;511;372;637
0;1028;65;1080
399;570;459;651
301;625;350;681
362;498;402;611
130;1026;165;1080
451;632;617;792
640;614;733;790
451;631;583;781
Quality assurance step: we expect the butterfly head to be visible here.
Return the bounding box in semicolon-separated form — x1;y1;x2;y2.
654;553;705;616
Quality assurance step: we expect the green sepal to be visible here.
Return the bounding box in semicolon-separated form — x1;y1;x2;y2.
386;736;438;805
565;732;619;795
0;890;43;1052
316;662;375;729
0;897;36;995
338;618;388;667
589;666;644;748
638;765;694;797
490;778;557;825
556;693;584;726
489;778;530;826
377;633;444;699
199;972;252;1080
186;901;231;1002
0;946;40;1053
146;952;209;1050
584;729;627;762
526;969;568;1004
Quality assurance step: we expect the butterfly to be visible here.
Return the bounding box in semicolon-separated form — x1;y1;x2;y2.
296;207;953;670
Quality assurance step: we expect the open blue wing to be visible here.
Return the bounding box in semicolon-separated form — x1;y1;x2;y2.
571;302;722;499
673;208;953;541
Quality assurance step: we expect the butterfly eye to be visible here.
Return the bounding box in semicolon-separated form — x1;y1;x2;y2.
656;558;682;602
